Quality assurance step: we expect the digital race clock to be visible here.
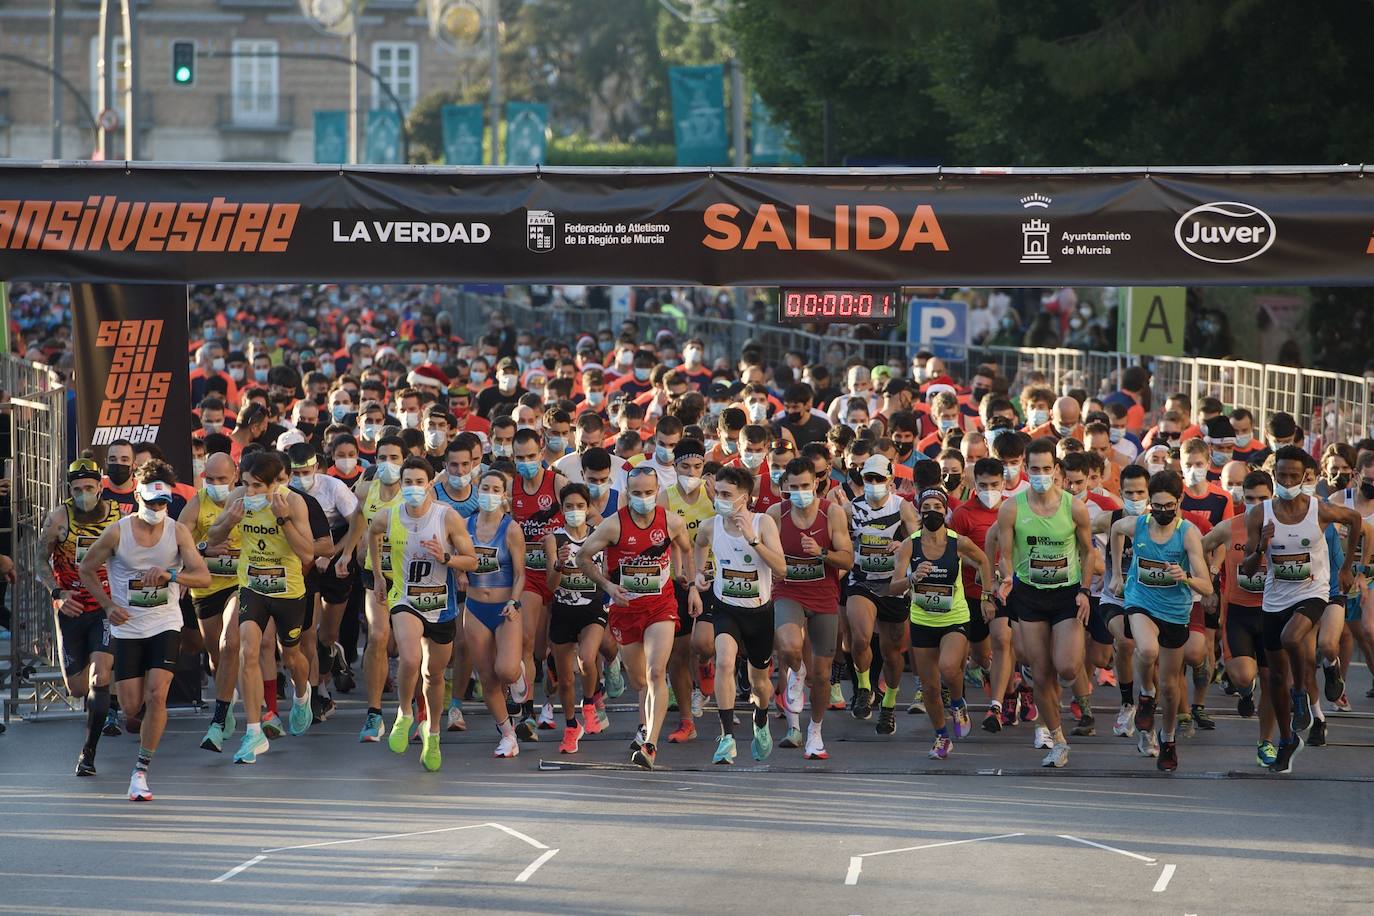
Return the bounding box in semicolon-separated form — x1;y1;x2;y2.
777;287;901;325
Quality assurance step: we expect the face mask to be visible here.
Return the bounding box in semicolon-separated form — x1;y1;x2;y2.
587;481;609;499
977;488;1001;509
492;443;512;459
193;458;207;479
586;391;605;407
334;457;358;476
410;351;427;366
516;344;532;360
254;368;269;383
942;473;962;492
243;493;270;513
629;495;655;515
477;492;503;513
1360;481;1374;500
1147;462;1167;476
516;460;541;480
679;475;703;493
296;421;317;437
914;509;943;533
938;417;958;433
770;467;785;486
229;366;245;382
1210;449;1229;467
722;439;739;455
376;462;401;485
894;440;914;457
72;490;99;512
684;348;703;366
1028;409;1049;427
357;357;373;371
137;503;167;525
424;429;447;450
1054;423;1074;438
1121;497;1146;515
345;332;361;348
199;482;229;504
400;485;427;507
599;339;615;354
1274;482;1300;501
563;509;587;528
1301;483;1317;497
106;464;132;486
747;403;768;422
1109;427;1124;444
401;411;421;429
1003;465;1020;484
714;497;736;516
470;370;488;385
741;451;764;470
545;435;566;454
863;482;888;503
1234;433;1252;448
1183;467;1207;488
1028;473;1054;493
290;473;316;492
210;356;226;373
1151;508;1177;526
785;488;815;510
329;405;348;423
633;367;651;383
498;374;518;393
361;424;381;441
1330;472;1351;490
654;445;673;465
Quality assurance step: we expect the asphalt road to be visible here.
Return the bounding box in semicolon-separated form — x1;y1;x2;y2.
3;669;1373;915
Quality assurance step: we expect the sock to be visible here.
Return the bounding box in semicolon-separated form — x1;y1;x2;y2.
213;699;230;726
1051;726;1065;744
989;698;1002;711
951;697;967;711
936;725;948;738
1238;682;1254;698
643;741;656;754
295;686;310;706
856;668;871;690
1313;695;1326;722
882;685;898;709
264;681;278;718
499;717;515;737
424;720;438;739
522;699;535;721
566;715;578;728
718;707;735;738
136;746;153;773
247;722;264;738
85;686;110;754
1140;692;1154;706
1192;664;1210;691
1323;656;1340;670
1161;730;1175;743
367;705;382;718
785;708;799;730
1073;694;1091;716
1120;680;1134;706
752;703;768;728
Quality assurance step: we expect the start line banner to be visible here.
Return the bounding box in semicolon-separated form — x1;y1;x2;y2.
3;163;1374;286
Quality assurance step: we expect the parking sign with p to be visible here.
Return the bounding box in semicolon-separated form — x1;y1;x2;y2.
907;298;968;360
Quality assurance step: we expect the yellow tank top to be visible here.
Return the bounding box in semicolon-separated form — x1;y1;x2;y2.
236;496;306;599
361;479;402;577
666;483;715;573
193;488;241;598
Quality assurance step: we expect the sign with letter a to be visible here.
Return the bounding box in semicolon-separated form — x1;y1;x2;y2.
1121;287;1186;356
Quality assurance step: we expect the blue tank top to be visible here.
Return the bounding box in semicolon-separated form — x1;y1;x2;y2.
1326;522;1344;600
1123;514;1194;624
466;514;515;589
435;479;480;519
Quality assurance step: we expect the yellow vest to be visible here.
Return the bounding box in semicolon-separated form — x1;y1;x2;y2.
192;488;240;599
236;496;306;599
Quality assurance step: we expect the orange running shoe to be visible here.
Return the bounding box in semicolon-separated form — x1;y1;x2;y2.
582;703;604;735
667;718;697;743
559;723;584;754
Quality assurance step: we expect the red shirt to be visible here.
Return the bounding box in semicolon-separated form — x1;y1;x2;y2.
774;498;840;612
512;471;562;586
1182;482;1234;529
949;498;999;598
604;506;676;615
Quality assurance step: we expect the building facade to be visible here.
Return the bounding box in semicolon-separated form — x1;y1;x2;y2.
0;0;461;162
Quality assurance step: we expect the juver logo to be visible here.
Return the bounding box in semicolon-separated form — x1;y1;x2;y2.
1174;202;1275;263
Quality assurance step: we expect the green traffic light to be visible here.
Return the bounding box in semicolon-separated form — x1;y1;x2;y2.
175;66;192;84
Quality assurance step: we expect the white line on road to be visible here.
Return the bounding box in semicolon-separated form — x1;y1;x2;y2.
262;822;489;853
844;857;863;885
514;849;559;883
211;855;265;883
1152;863;1177;892
860;832;1026;859
1059;834;1156;863
484;822;550;850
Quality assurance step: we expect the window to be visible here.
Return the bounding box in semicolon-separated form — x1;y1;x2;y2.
88;36;128;118
372;42;418;114
231;39;279;126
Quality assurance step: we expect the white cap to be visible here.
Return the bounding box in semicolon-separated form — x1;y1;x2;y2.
925;383;957;401
861;454;893;478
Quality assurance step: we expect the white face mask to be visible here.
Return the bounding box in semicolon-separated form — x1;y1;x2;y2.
425;429;447;449
976;488;1002;509
1183;466;1208;488
678;475;703;493
334;457;358;475
137;503;167;525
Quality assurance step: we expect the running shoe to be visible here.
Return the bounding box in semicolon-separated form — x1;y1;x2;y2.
1177;713;1196;739
1323;664;1345;704
982;708;1003;733
1237;692;1256;718
446;704;467;732
778;726;804;748
233;730;270;764
928;735;952;760
1003;694;1021;726
668;686;679;713
605;657;626;699
261;714;285;739
1256;740;1278;767
752;721;774;760
1033;725;1053;749
964;664;987;689
803;723;828;760
1157;737;1178;772
75;749;97;777
876;705;896;735
691;688;705;719
201;722;227;753
127;770;153;802
1191;705;1216;731
1308;718;1328;747
388;714;413;754
1019;686;1038;723
905;689;926;715
629;724;647;751
1071;710;1096;737
700;660;715;697
1335;692;1352;712
851;687;874;720
1069;698;1083;721
359;711;385;743
1134;725;1157;756
1134;694;1156;733
101;709;122;737
951;703;972;739
515;717;539;742
595;705;611;733
494;732;520;758
1291;689;1313;732
421;734;442;771
667;719;697;743
581;703;604;735
1096;667;1117;687
223;705;236;739
631;743;657;770
1041;742;1070;768
1270;734;1304;774
1221;671;1237;695
559;723;584;754
537;702;557;730
316;696;337;723
1113;704;1137;737
713;734;737;765
828;683;846;710
288;699;313;737
409;716;423;744
786;665;807;713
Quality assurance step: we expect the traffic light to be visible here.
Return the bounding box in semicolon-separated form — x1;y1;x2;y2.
171;40;195;87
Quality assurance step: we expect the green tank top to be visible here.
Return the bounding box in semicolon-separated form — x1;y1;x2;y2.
907;530;969;627
1012;490;1080;589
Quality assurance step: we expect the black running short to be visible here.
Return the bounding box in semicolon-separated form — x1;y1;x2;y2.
847;583;909;623
1010;580;1081;626
549;599;609;645
1100;600;1133;640
58;611;111;676
239;590;309;647
711;597;775;669
1224;605;1266;665
965;603;990;644
910;620;969;650
1261;598;1325;653
674;580;694;638
319;549;356;605
113;628;181;682
389;605;458;645
1125;607;1189;650
1085;595;1113;646
179;592;197;631
193;587;236;622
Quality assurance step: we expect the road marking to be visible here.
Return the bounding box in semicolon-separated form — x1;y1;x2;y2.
514;848;559;883
484;822;550;850
860;832;1026;859
1058;834;1156;863
844;857;863;885
263;822;489;853
211;855;265;883
1152;863;1176;892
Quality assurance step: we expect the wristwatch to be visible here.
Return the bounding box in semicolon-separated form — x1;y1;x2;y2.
50;586;62;600
196;540;208;555
747;538;759;548
442;551;452;566
275;516;288;527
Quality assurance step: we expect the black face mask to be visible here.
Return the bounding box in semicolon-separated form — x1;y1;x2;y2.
297;421;317;437
942;473;962;492
1330;472;1351;490
894;440;914;457
971;386;990;404
106;463;132;486
921;509;945;532
1151;508;1177;526
1361;481;1374;500
785;412;804;425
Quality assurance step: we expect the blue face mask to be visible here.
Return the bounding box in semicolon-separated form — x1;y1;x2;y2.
410;350;426;366
629;495;655;515
770;467;785;486
1029;473;1054;493
714;497;736;516
516;460;541;480
863;482;888;503
546;436;567;454
491;443;512;459
375;462;401;485
254;368;269;383
655;445;673;465
448;472;470;489
401;485;427;507
517;344;532;360
789;489;815;509
477;492;503;513
332;405;349;422
243;493;269;513
1274;482;1301;501
634;367;651;382
587;481;609;499
205;483;231;503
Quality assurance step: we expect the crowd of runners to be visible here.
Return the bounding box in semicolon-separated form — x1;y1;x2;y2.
35;285;1374;801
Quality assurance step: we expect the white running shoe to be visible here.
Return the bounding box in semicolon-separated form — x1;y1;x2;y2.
494;733;520;758
630;724;647;751
128;770;152;802
804;722;829;759
537;702;556;730
1033;725;1054;749
1041;742;1070;768
446;705;467;732
787;665;807;712
1114;704;1137;737
1137;728;1160;758
690;687;705;719
509;664;530;705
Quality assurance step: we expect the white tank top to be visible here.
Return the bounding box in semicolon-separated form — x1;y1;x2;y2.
388;502;452;622
106;515;184;639
1261;497;1329;613
712;514;770;608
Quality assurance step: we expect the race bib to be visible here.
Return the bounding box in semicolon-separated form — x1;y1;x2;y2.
406;584;448;612
720;568;761;600
1027;549;1070;586
785;554;824;582
379;535;392;573
858;535;894;575
1271;552;1312;582
126;579;169;609
1136;556;1175;588
207;547;240;577
247;564;287;595
1238;568;1266;593
620;561;663;595
75;535;97;564
559;570;598;594
526;544;547;571
474;546;500;575
912;582;954;613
